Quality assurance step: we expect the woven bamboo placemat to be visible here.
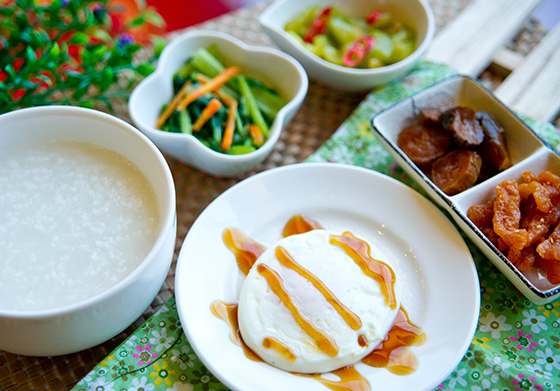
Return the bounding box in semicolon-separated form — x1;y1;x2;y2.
1;1;552;390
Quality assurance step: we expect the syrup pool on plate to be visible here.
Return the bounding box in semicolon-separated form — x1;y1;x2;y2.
212;215;426;390
0;140;160;312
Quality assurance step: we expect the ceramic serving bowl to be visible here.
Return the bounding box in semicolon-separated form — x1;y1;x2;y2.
0;106;176;356
129;30;308;178
371;75;560;304
258;0;435;92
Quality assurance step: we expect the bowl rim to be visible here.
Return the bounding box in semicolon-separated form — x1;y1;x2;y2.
371;74;560;301
128;29;309;164
258;0;436;76
0;105;177;318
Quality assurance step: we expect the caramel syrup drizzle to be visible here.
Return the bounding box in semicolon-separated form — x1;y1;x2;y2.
330;232;397;309
223;227;266;276
210;300;262;362
298;366;371;391
357;334;368;348
263;337;297;361
216;216;426;391
362;306;426;375
275;246;362;330
283;215;324;237
256;263;340;357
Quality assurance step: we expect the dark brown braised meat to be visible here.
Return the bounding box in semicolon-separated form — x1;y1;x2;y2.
477;111;511;172
431;150;482;196
397;104;512;195
397;124;451;167
439;107;484;148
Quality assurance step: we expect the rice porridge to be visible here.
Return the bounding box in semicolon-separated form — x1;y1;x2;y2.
0;140;160;312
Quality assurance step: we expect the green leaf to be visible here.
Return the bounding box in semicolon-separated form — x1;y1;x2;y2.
130;15;145;27
99;67;113;92
0;7;14;16
72;79;91;99
19;30;33;45
20;79;41;89
144;9;166;28
124;43;142;55
78;100;94;108
90;45;108;62
4;64;15;80
92;29;112;43
69;32;89;45
135;63;154;77
48;43;60;61
26;46;36;65
151;36;167;58
81;49;91;63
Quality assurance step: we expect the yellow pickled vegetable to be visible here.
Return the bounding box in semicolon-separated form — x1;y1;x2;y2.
284;5;416;69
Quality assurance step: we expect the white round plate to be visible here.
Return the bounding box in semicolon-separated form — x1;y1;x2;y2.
175;163;480;391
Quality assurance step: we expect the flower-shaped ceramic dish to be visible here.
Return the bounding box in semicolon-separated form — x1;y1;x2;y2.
258;0;435;92
129;30;308;178
371;75;560;304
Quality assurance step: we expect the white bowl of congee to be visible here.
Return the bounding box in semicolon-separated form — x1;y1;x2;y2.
0;106;176;356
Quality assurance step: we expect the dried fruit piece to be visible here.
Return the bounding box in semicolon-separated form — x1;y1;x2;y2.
493;180;529;250
507;246;536;271
397;124;451;167
476;111;511;172
520;197;560;246
431;150;482;195
468;171;560;285
521;171;538;183
536;222;560;261
538;171;560;193
519;181;553;213
467;199;494;228
439;107;484;148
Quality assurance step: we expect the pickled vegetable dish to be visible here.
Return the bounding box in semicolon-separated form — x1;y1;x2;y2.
156;46;287;155
468;171;560;285
397;106;511;196
284;5;416;68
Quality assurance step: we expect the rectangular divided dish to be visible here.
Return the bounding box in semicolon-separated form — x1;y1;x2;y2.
371;75;560;304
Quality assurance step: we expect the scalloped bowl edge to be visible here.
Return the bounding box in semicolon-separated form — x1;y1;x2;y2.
129;30;309;177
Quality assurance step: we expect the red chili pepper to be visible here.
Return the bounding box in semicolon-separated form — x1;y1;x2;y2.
303;6;332;43
367;10;383;24
343;36;375;67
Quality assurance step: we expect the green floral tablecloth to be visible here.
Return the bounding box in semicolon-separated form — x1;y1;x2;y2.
73;60;560;391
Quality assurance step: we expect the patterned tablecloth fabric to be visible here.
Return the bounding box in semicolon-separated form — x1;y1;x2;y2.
72;60;560;391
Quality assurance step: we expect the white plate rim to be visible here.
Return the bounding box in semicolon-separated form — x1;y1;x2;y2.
175;162;480;391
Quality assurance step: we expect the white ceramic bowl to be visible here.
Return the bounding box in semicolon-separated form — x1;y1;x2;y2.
259;0;435;92
0;106;176;356
371;75;560;304
129;30;308;178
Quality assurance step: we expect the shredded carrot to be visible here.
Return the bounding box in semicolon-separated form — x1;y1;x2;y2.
221;100;238;151
192;98;223;132
249;123;264;147
195;74;235;107
155;81;192;129
177;66;241;111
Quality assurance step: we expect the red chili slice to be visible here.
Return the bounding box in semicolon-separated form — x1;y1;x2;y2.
367;10;383;24
342;36;375;67
303;6;332;43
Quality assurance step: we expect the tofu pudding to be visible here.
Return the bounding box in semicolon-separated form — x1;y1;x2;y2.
0;140;160;312
237;229;401;373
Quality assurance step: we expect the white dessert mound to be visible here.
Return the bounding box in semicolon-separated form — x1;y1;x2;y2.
238;229;401;374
